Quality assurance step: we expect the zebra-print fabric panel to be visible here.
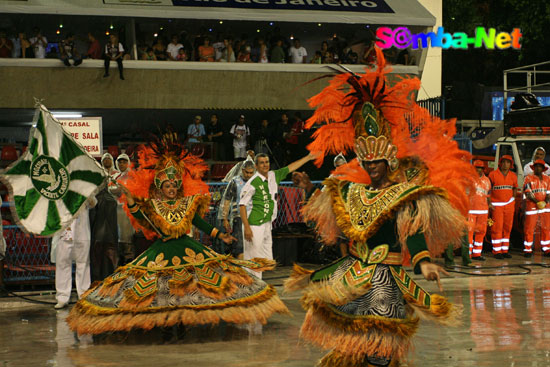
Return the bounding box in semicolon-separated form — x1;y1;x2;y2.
335;264;406;319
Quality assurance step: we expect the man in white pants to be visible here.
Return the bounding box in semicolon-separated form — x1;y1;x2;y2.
52;197;96;309
239;152;316;279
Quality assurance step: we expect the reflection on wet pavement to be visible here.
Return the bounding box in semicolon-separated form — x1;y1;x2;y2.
3;273;550;366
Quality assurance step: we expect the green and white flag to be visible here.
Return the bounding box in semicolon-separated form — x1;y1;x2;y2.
0;105;107;236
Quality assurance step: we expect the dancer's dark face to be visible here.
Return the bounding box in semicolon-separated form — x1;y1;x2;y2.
363;160;388;183
161;181;178;200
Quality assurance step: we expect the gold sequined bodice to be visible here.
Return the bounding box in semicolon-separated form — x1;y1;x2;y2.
151;197;194;226
347;183;412;231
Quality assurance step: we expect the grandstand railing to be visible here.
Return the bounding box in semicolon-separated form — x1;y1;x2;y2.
1;181;322;284
417;96;445;119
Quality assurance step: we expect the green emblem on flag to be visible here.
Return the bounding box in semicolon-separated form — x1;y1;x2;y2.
0;105;107;236
31;155;70;200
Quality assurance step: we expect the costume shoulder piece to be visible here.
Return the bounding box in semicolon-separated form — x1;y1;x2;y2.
323;177;445;243
133;194;210;239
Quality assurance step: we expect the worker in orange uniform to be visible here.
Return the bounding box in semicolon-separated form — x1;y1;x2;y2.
522;159;550;258
468;160;492;261
488;155;517;259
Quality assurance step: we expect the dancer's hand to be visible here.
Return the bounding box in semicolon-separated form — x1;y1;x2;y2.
219;232;237;244
244;225;253;241
223;219;232;233
420;262;449;292
118;183;135;206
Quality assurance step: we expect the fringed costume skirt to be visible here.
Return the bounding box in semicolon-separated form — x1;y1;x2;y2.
67;236;289;335
285;256;461;367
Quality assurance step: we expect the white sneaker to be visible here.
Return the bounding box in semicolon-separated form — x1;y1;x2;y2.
54;302;68;309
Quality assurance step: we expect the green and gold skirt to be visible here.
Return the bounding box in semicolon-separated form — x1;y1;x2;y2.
68;236;289;335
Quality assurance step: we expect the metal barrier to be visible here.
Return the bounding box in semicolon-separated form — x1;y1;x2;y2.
1;180;322;284
417;96;445;119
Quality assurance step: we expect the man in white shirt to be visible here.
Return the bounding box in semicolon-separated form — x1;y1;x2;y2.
230;115;250;159
29;27;48;58
289;38;307;64
52;198;96;309
166;35;183;61
523;147;550;176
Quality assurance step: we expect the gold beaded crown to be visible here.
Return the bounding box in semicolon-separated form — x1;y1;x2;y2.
154;158;182;189
351;100;399;170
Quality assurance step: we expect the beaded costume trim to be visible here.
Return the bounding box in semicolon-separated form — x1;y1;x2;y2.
151;196;195;226
348;183;412;232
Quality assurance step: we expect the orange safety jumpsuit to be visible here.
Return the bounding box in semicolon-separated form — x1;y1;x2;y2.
488;169;517;254
523;174;550;254
468;175;491;257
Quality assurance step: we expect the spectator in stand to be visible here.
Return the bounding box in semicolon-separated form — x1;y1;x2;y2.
0;31;14;58
320;41;330;63
104;34;125;80
362;39;376;65
207;113;225;161
270;39;285;63
273;112;292;166
287;112;305;158
141;47;157;60
257;38;268;63
310;51;322;64
220;159;256;260
193;27;208;60
166;34;183;61
237;44;252;62
59;33;82;66
218;37;236;62
289;38;307;64
198;37;215;62
8;30;19;58
254;119;274;155
347;51;359;64
187;115;206;143
179;31;193;60
212;33;225;61
87;33;102;59
152;37;167;61
52;197;96;309
19;32;34;58
230;115;250;160
324;51;334;64
29;27;48;58
176;47;187;61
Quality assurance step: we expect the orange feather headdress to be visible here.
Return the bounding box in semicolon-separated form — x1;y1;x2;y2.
118;131;209;239
305;48;475;216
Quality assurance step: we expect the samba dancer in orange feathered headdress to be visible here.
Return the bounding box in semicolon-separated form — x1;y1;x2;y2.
285;48;476;367
67;130;290;335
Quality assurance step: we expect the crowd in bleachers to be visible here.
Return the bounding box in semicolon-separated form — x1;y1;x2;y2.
0;23;416;66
